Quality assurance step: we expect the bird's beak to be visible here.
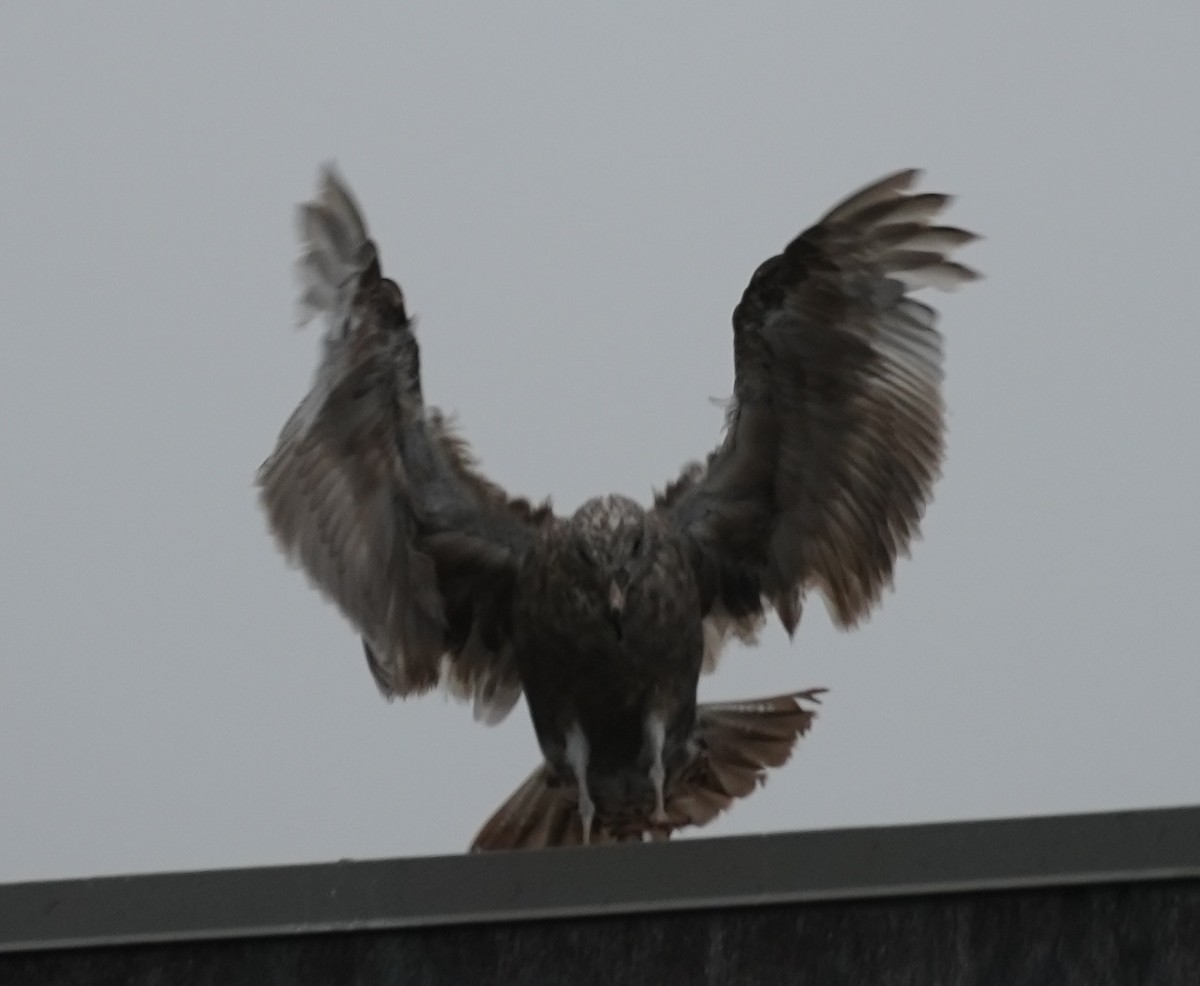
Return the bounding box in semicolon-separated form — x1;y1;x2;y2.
608;579;625;614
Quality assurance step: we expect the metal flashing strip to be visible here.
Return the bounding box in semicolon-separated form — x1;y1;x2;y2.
2;805;1198;954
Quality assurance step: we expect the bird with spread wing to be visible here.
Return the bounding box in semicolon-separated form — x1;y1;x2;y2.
257;166;979;850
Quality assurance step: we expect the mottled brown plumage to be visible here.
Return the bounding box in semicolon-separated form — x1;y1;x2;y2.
257;165;979;850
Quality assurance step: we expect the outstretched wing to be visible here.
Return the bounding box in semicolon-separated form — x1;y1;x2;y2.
658;169;979;653
257;166;551;724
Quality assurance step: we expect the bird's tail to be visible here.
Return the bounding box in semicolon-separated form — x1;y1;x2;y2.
668;688;825;830
469;689;825;852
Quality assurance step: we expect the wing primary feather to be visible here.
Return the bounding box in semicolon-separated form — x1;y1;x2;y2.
819;169;923;224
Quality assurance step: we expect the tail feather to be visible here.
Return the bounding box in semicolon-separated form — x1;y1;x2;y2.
469;688;825;852
664;689;824;830
470;765;580;852
697;693;820;769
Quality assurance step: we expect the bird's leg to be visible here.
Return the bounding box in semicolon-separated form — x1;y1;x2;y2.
646;714;668;825
577;787;596;847
564;724;595;845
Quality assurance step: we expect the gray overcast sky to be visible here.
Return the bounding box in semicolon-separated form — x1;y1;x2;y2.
2;4;1198;884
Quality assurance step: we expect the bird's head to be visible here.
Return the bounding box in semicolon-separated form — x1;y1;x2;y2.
567;495;652;616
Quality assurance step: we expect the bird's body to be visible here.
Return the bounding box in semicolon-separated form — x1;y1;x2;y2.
258;165;979;849
514;496;703;840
